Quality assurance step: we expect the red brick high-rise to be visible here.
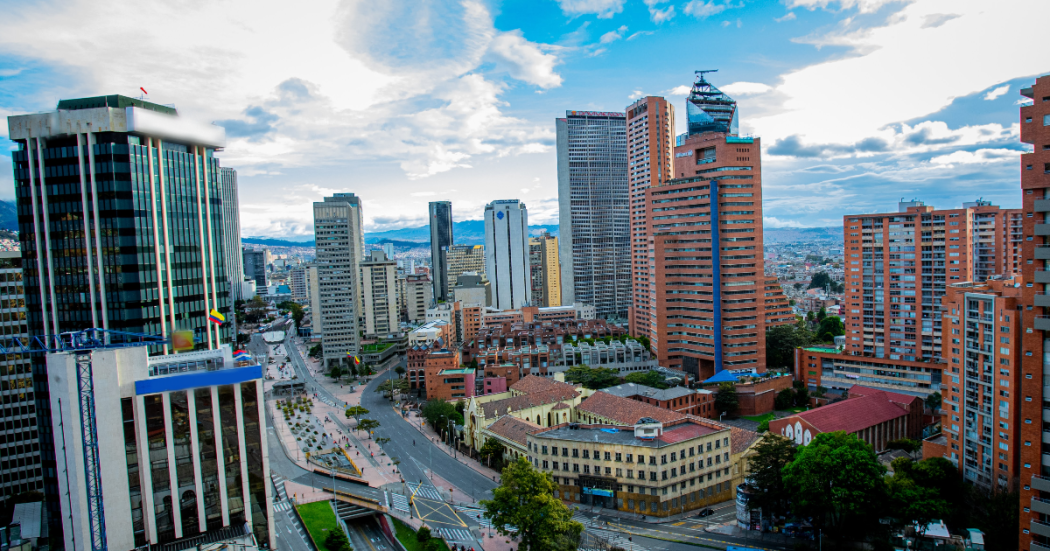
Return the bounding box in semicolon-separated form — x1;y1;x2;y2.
1018;74;1050;551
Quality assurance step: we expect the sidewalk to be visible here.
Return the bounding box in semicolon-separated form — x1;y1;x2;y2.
399;408;504;484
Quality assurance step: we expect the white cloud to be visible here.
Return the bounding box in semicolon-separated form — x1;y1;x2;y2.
720;20;731;27
628;90;646;100
627;31;654;40
764;217;807;228
785;0;900;14
683;0;737;18
928;148;1018;166
984;84;1010;101
486;30;563;89
556;0;625;18
721;82;772;96
643;0;676;23
663;85;692;96
600;25;629;44
776;12;797;22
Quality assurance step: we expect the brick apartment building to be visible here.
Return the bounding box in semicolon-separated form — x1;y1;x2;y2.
842;199;1020;363
1017;75;1050;551
601;382;715;418
938;277;1021;488
794;347;944;398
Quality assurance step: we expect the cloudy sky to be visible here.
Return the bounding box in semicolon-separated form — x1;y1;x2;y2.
0;0;1046;239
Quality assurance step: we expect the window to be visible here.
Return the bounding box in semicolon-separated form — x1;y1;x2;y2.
583;450;590;459
671;452;677;462
604;452;611;461
1045;114;1050;126
572;449;579;458
615;453;622;462
661;454;667;464
542;446;548;454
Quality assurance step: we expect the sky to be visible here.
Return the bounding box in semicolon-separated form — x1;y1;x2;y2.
0;0;1047;239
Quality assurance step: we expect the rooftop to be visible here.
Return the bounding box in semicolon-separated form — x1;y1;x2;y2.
601;383;696;401
510;374;578;395
57;94;178;115
783;390;908;434
439;368;474;375
484;415;541;446
480;388;579;419
577;391;686;425
534;420;717;448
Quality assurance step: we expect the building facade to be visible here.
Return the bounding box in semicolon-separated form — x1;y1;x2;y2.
243;248;268;289
446;244;485;293
529;232;562;307
360;250;398;337
939;278;1021;488
794;347;944;397
1016;75;1050;551
47;345;273;551
625;97;675;341
405;274;433;323
313;193;364;366
484;200;531;311
217;168;244;302
452;272;490;307
0;252;40;503
429;201;453;303
556;110;631;322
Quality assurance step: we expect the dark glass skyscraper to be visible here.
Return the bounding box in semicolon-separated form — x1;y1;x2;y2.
429;200;453;302
7;94;236;527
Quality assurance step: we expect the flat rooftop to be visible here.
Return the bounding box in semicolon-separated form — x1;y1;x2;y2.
439;368;474;375
534;421;718;448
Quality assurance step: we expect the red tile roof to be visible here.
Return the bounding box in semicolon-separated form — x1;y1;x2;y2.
480;388;580;419
788;390;908;434
510;375;578;395
657;421;718;444
577;391;685;425
848;385;923;408
483;415;541;447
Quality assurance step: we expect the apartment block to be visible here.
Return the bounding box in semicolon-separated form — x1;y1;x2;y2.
556;111;631;321
844;200;1018;363
405;274;432;324
314;193;364;366
1017;75;1050;550
626;97;675;339
794;347;944;397
529;232;562;307
452;272;491;308
446;244;486;291
360;250;398;336
939;277;1021;489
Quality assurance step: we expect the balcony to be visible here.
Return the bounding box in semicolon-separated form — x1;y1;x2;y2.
1033;542;1050;551
1037;224;1050;236
1035;199;1050;212
1037;293;1050;308
1034;474;1050;493
1032;519;1050;538
1036;316;1050;332
1038;271;1050;284
1034;497;1050;516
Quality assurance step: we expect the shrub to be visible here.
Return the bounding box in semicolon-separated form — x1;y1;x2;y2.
416;526;431;543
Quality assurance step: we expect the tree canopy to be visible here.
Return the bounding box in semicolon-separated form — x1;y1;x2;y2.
809;271;844;293
816;316;845;343
714;382;738;416
421;398;463;432
765;323;817;369
745;434;797;519
480;457;583;551
563;365;621;390
623;370;669;389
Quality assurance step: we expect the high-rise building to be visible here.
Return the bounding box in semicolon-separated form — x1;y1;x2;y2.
446;244;485;291
360;250;398;336
938;277;1021;489
47;345;273;550
843;200;1014;362
8;94;236;530
1017;74;1050;550
484;200;531;311
0;252;40;503
648;74;769;379
405;274;433;323
382;242;395;259
626;97;675;338
290;265;309;301
314;193;364;366
429;201;453;302
217;168;244;301
243;247;268;288
452;272;491;307
307;264;321;324
556;110;631;321
528;232;562;307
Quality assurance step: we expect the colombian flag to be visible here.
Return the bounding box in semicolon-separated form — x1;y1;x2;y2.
208;309;224;325
346;352;360;364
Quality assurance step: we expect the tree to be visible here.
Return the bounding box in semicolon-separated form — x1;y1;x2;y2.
356;418;380;435
480;457;583;551
714;382;738;417
886;457;950;537
324;529;353;551
745;434;798;520
925;391;942;412
345;406;369;420
886;438;921;454
479;437;506;469
563;365;622;390
421;399;461;433
774;387;795;410
765;324;816;369
243;295;268;324
809;272;843;293
624;370;669;389
792;380;810;408
376;378;408;397
816;316;845;343
816;306;827;322
308;343;323;358
395;365;406;378
469;358;480;369
782;431;887;540
415;526;432;543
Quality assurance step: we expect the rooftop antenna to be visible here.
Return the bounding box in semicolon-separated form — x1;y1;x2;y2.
695;69;718;83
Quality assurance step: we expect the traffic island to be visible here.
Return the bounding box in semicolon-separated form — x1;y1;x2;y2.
296;501;342;551
391;517;452;551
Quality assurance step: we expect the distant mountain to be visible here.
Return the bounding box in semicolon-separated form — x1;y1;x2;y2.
243;237;315;248
764;226;843;244
365;220;559;246
0;200;17;232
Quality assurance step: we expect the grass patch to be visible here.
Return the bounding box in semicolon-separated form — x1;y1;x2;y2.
362;341;394;353
391;518;452;551
297;501;342;551
741;412;775;423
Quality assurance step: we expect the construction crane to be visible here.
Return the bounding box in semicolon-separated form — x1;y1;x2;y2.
0;327;169;355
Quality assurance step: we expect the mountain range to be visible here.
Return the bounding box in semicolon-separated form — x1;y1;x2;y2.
364;220;559;245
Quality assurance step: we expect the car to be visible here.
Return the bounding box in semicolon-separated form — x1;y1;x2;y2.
697;508;714;517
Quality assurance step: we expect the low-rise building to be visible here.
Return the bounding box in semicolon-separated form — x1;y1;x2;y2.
463;376;583;451
453;272;491;308
768;389;913;452
601;383;715;418
794;347;944;398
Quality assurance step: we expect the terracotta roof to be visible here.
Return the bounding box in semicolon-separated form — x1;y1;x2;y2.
480;388;580;419
848;385;922;408
576;391;685;425
483;415;541;447
510;375;578;395
727;426;760;454
552;402;571;410
786;391;909;434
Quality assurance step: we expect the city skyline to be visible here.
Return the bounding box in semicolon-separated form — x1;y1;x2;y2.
0;1;1046;239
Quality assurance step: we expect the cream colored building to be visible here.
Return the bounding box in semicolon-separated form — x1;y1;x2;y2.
446;244;486;293
405;274;432;324
360;250;398;336
463;375;584;451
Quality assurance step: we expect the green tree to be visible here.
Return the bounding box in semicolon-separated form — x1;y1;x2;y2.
809;272;844;293
415;526;431;543
243;295;268;324
925;391;942;412
624;370;669;389
308;343;323;358
816;316;845;343
479;437;506;469
792;380;810;407
563;365;622;390
816;306;827;322
714;382;738;417
480;457;583;551
774;387;795;410
324;529;352;551
394;365;406;378
886;457;949;536
421;399;460;433
885;438;921;453
782;431;887;540
356;418;380;435
746;434;798;520
765;324;816;369
345;406;369;420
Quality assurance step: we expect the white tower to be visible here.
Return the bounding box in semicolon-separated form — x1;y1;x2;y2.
484;200;531;311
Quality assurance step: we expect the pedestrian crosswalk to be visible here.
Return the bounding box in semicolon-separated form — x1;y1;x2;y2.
273;501;293;512
455;507;491;528
271;474;289;501
572;513;643;551
391;493;410;514
436;528;474;544
407;482;444;501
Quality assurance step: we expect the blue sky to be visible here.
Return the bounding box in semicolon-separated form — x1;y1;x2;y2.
0;0;1047;239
